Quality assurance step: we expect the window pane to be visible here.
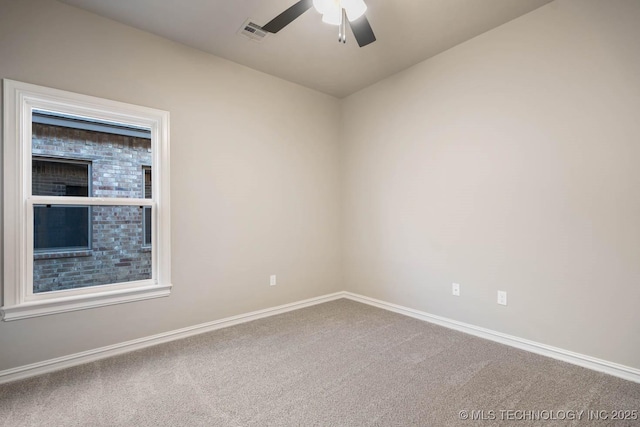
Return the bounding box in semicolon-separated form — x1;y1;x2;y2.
144;167;152;199
34;206;90;250
33;205;152;293
32;110;151;198
144;206;152;246
32;159;89;196
143;167;152;246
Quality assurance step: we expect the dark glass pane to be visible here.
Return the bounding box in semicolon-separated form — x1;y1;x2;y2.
34;206;90;250
144;207;152;246
144;167;152;199
33;205;151;293
32;160;89;196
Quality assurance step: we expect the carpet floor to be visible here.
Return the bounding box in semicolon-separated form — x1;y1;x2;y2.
1;299;639;426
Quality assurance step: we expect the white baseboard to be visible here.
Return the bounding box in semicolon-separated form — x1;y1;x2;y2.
343;292;640;384
2;290;638;385
0;292;345;385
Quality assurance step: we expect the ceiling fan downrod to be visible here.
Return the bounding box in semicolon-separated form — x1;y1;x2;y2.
338;7;346;43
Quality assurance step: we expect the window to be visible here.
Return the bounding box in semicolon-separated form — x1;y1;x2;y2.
143;166;152;247
2;79;171;321
33;158;92;252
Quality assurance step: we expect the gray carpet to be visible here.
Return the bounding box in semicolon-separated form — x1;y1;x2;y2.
1;299;639;426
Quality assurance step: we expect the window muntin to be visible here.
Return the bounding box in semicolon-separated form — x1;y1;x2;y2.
2;79;171;321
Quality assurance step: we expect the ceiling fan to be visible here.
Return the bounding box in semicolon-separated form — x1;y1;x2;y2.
261;0;376;47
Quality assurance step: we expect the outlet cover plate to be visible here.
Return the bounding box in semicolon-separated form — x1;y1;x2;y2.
452;283;460;296
497;290;507;305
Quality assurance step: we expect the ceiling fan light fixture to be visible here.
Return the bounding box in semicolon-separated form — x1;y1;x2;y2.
313;0;366;25
321;7;342;25
342;0;367;20
313;0;340;15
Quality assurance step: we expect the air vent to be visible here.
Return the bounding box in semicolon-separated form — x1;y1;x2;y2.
238;19;268;42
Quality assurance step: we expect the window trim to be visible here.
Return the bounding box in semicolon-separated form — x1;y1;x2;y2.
2;79;172;321
32;156;93;253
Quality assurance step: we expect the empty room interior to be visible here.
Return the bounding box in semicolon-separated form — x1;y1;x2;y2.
1;0;640;425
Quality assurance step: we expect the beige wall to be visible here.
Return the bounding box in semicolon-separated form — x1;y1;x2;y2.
0;0;342;371
342;0;640;369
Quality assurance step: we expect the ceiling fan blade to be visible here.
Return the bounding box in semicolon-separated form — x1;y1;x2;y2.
349;14;376;47
261;0;314;33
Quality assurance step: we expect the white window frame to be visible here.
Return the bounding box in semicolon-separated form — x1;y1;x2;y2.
2;79;172;321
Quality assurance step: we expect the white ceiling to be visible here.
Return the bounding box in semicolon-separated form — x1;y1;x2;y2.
58;0;553;98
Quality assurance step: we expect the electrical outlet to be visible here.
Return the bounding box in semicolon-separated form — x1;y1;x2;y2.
270;275;277;286
497;290;507;306
452;283;460;296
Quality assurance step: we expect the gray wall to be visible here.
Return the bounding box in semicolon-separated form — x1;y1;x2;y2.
0;0;342;371
342;0;640;369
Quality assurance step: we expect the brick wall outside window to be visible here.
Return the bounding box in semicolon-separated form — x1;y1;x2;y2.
32;123;152;293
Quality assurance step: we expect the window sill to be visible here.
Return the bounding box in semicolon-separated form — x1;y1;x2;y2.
34;250;92;260
0;283;172;321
